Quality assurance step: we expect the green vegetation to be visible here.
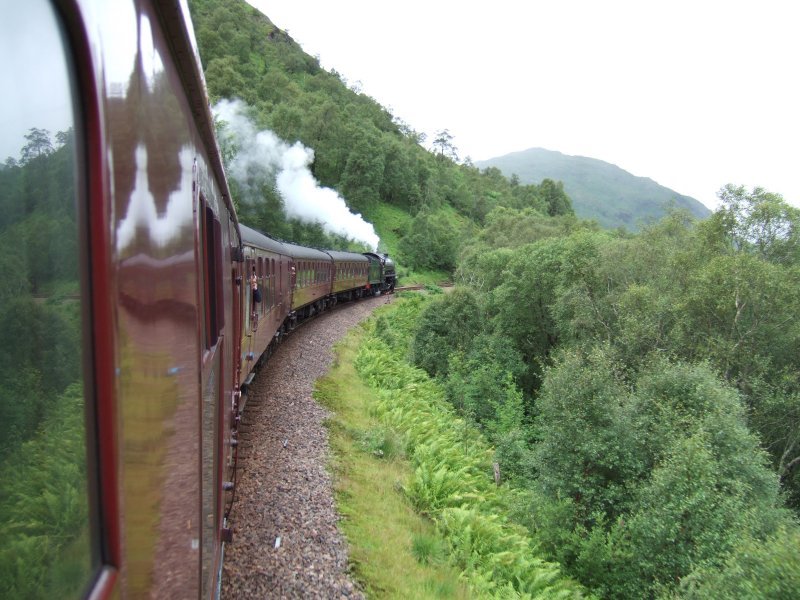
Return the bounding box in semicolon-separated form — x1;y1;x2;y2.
478;147;711;230
315;327;470;599
411;186;800;598
0;385;89;598
0;129;91;596
187;1;799;596
319;297;587;598
188;0;575;277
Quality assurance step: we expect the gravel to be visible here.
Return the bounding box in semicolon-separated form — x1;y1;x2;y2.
222;295;389;599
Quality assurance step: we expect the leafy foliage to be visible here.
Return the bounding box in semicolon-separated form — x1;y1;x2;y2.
0;385;89;599
410;288;482;378
0;130;90;597
189;0;575;274
402;187;800;598
355;299;587;598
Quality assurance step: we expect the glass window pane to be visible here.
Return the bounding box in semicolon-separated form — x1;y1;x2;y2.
0;1;94;596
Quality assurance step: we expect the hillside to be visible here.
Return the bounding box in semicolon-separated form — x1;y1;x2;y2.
188;2;800;598
188;0;576;279
477;147;711;230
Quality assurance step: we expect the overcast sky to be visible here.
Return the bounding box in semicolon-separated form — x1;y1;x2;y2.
0;2;73;163
246;0;799;210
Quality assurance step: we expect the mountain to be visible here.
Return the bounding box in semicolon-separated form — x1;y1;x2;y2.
476;148;711;230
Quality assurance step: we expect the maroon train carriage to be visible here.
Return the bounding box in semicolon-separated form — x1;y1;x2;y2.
281;241;336;320
327;250;371;300
239;224;291;384
1;1;397;598
0;0;243;597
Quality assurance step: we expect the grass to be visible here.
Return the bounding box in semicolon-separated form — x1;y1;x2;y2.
314;326;470;599
398;268;450;287
364;202;411;258
362;202;452;287
348;298;587;599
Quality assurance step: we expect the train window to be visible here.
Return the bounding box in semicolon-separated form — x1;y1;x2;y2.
202;204;224;347
244;258;252;330
270;260;275;308
278;259;283;301
0;1;98;596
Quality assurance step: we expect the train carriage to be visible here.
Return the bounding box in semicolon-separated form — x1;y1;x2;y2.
282;242;334;318
0;2;398;598
239;224;290;384
0;1;242;597
327;250;370;299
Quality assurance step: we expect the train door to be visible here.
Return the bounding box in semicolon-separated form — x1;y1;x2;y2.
289;259;296;305
198;198;226;599
270;258;276;315
230;220;242;388
244;257;252;333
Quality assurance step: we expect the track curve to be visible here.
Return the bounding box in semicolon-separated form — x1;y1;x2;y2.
222;295;389;598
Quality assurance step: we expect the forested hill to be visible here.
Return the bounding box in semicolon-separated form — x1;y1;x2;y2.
187;0;576;275
477;147;711;230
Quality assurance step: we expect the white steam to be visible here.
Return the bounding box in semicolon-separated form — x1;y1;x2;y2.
213;99;380;251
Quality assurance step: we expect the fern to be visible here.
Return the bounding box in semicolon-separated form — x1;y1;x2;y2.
354;298;590;598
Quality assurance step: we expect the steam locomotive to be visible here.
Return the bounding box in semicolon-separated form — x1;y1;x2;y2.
0;1;393;598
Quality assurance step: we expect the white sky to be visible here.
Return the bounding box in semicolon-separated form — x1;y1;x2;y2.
0;2;73;163
246;0;799;210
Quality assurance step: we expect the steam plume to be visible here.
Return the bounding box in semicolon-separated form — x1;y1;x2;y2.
213;99;380;250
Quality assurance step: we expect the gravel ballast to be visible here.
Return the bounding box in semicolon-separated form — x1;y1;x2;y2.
222;295;388;598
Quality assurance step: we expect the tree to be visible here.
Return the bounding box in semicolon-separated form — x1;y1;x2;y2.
20;128;53;164
338;129;385;213
431;129;459;163
533;346;644;523
704;184;800;264
410;288;482;378
681;525;800;599
540;178;574;217
397;207;462;272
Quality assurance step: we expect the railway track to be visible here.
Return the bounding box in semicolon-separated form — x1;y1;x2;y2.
222;296;386;598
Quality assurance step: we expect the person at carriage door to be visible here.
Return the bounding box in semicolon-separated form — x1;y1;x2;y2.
250;267;261;303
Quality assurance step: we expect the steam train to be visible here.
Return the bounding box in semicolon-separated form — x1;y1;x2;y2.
0;1;393;598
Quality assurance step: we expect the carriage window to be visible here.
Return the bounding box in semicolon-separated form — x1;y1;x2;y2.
202;204;224;347
270;259;275;308
0;1;97;596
